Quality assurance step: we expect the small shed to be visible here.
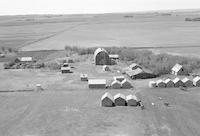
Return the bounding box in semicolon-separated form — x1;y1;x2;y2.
94;48;110;65
80;74;88;81
149;81;157;88
164;79;174;88
171;64;188;76
156;79;166;88
61;67;71;73
129;63;142;70
101;92;114;107
114;93;126;106
88;79;106;89
121;79;133;89
20;57;33;62
103;65;111;71
111;80;121;89
113;76;125;82
173;77;184;87
126;95;138;106
193;76;200;87
182;77;193;87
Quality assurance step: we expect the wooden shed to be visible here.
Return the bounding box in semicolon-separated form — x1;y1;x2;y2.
88;79;106;89
171;64;188;76
80;74;88;81
94;48;110;65
173;77;184;87
193;76;200;87
182;77;193;87
164;79;174;88
113;76;125;82
149;81;157;88
101;92;114;107
156;79;166;88
126;95;138;106
121;79;133;89
111;80;121;89
114;93;126;106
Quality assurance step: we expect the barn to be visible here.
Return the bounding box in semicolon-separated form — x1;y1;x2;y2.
171;64;188;76
121;79;133;89
113;76;125;82
61;67;71;73
94;48;110;65
164;79;174;88
126;68;157;79
129;63;142;70
193;76;200;87
173;77;184;87
80;74;88;81
88;79;106;89
114;93;126;106
156;79;166;88
111;80;121;89
149;81;157;88
102;65;111;71
101;92;114;107
126;95;138;106
182;77;193;87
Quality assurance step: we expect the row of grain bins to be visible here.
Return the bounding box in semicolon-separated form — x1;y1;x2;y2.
101;92;138;107
149;76;200;88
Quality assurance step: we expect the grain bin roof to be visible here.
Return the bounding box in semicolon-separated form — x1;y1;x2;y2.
114;93;126;100
172;63;183;72
20;57;33;62
101;92;114;101
88;79;106;85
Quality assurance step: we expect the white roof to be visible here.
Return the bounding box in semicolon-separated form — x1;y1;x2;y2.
20;57;33;62
88;79;106;85
114;93;126;100
80;74;88;77
182;77;191;83
114;76;125;80
94;48;108;59
156;79;164;84
173;77;181;83
111;80;121;85
61;67;71;70
101;92;114;101
121;79;131;84
172;63;183;72
109;54;119;58
193;76;200;82
126;95;138;101
164;78;172;83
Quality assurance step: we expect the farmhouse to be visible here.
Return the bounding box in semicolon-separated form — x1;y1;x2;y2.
126;68;157;79
182;77;193;87
114;93;126;106
126;95;138;106
193;76;200;87
113;76;125;82
94;48;110;65
121;79;133;89
164;79;174;88
80;74;88;81
103;65;111;71
61;67;71;73
156;79;166;88
173;77;184;87
111;80;121;89
129;63;142;70
88;79;106;89
171;63;188;76
149;81;157;88
101;92;114;107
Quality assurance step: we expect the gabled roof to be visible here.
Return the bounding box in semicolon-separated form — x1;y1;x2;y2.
20;57;33;62
156;79;164;84
129;63;142;69
113;76;125;81
94;48;108;59
61;67;71;71
126;68;144;76
114;93;126;100
193;76;200;82
109;54;119;59
182;77;191;83
111;80;121;85
126;95;138;101
88;79;106;85
101;92;114;101
173;77;181;83
164;78;173;84
172;63;183;72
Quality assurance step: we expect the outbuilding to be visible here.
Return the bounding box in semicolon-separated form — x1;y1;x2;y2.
173;77;184;87
94;48;110;65
182;77;193;87
80;74;88;81
171;63;188;76
103;65;111;71
113;76;125;82
149;81;157;88
101;92;114;107
19;57;33;62
193;76;200;87
109;54;119;60
111;80;121;89
126;68;157;79
164;79;174;88
114;93;126;106
121;79;133;89
61;67;71;73
156;79;166;88
126;95;138;106
88;79;106;89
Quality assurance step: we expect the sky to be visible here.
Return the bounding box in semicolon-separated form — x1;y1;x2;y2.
0;0;200;15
